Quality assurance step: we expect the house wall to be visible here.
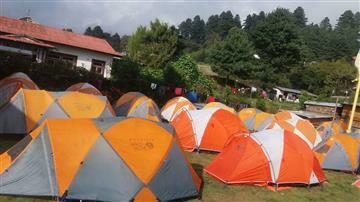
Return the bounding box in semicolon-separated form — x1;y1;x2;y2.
51;44;114;78
342;104;360;129
305;105;342;116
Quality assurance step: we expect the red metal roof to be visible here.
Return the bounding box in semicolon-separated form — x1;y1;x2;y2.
0;16;120;56
0;34;55;48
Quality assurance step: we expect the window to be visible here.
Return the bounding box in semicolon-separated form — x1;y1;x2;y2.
91;59;105;75
46;51;77;66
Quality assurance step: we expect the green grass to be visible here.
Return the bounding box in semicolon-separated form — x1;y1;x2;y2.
0;141;359;202
186;152;359;202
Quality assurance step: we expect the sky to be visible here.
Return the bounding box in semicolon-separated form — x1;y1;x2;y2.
1;0;359;36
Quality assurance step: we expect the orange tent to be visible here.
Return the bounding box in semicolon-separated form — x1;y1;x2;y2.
66;82;102;96
205;128;326;187
353;179;360;188
0;117;201;201
0;72;39;108
317;120;347;140
0;89;114;134
315;134;359;173
161;96;196;122
238;108;273;132
171;108;248;152
270;111;322;149
114;92;161;122
203;102;236;114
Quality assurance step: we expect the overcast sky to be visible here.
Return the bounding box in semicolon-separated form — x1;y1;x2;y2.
1;0;359;36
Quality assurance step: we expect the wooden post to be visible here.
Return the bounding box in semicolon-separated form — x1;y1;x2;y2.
347;50;360;133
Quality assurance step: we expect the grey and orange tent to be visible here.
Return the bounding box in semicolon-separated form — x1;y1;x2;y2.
205;128;326;188
114;92;161;122
66;82;102;96
0;72;39;108
0;117;201;201
171;108;249;152
161;96;196;122
238;108;273;132
0;89;114;135
317;120;347;140
315;134;359;173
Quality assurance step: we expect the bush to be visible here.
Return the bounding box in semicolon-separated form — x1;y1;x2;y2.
256;98;266;111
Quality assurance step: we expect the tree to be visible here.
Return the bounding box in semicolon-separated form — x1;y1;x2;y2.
293;6;307;27
209;27;257;79
292;59;356;95
127;19;179;69
320;17;332;30
191;15;206;44
206;11;241;39
179;18;193;39
252;8;301;74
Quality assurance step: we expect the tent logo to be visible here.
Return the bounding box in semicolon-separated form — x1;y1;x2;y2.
129;138;155;150
74;103;92;111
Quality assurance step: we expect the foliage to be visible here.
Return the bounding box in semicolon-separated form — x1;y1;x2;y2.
256;98;266;111
0;51;102;91
128;19;179;69
209;27;257;79
165;55;215;94
299;91;312;109
251;8;302;74
84;25;126;52
294;59;356;96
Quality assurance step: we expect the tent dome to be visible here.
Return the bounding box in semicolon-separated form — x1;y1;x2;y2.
269;111;322;149
0;117;201;201
205;128;326;187
66;82;102;96
0;72;39;108
315;134;359;173
238;108;273;132
161;96;196;122
0;89;114;134
203;102;236;114
114;92;161;122
171;108;248;152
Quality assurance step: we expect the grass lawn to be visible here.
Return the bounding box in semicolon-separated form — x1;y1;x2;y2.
0;141;359;202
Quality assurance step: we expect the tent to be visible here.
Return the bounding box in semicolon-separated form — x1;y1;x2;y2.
205;128;326;187
0;89;114;135
0;117;201;201
315;134;359;173
0;72;39;108
66;82;102;96
203;102;236;114
114;92;161;122
238;108;273;132
171;108;248;152
317;120;347;140
161;96;196;122
269;111;322;149
353;179;360;188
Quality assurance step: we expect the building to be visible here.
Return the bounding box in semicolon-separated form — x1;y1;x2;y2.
0;16;121;78
341;103;360;129
273;86;317;102
304;101;342;116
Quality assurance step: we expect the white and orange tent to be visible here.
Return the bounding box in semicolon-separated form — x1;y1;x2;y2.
269;111;322;149
171;108;248;152
161;96;196;122
203;102;236;114
205;128;326;188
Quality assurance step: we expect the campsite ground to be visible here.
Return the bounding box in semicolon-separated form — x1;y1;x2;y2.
0;141;359;202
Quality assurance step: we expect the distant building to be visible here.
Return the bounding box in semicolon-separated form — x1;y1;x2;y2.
0;16;121;78
273;86;317;102
304;101;342;116
342;103;360;129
